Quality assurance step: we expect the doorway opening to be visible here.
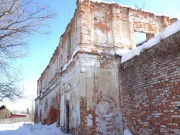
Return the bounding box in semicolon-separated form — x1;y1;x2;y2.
66;101;70;133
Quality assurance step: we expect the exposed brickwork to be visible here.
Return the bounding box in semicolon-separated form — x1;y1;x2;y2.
79;96;100;135
42;118;47;125
47;106;57;125
41;106;57;125
79;97;88;134
119;32;180;135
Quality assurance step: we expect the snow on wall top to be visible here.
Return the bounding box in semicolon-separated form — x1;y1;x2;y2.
120;20;180;63
91;0;116;4
90;0;136;10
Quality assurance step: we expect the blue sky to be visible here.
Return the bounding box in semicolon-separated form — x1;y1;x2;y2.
2;0;179;112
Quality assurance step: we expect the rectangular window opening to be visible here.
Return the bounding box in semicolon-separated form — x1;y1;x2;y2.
67;34;71;56
134;32;155;47
134;32;147;47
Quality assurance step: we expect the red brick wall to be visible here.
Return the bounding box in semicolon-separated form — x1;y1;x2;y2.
119;32;180;134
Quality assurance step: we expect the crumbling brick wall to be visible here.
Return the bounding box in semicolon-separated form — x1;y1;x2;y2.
35;0;178;134
79;0;176;53
119;31;180;134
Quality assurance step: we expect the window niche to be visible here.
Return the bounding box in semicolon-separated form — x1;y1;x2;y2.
67;33;72;59
44;99;48;113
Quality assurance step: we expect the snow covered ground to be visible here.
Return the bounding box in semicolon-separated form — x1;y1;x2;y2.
0;122;69;135
0;122;132;135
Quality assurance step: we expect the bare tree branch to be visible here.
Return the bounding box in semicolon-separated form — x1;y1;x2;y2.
0;67;23;102
0;0;55;102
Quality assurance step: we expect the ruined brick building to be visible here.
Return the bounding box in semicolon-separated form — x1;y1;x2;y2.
35;0;179;134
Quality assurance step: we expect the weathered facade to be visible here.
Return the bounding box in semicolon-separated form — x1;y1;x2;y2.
35;0;178;134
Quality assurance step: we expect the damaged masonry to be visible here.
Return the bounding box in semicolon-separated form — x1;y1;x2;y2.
35;0;179;134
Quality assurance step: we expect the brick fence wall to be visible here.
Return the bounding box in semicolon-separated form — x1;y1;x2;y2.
119;32;180;135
